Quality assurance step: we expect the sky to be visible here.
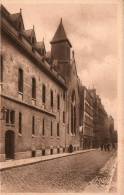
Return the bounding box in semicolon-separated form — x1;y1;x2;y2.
2;0;119;129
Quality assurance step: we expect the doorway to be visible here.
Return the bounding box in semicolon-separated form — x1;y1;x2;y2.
5;130;15;159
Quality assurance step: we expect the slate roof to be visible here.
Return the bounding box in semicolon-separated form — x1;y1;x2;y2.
51;18;72;47
35;41;45;50
10;13;20;22
23;29;33;38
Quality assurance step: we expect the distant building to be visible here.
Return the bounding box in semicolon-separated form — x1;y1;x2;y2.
90;89;109;147
79;86;94;149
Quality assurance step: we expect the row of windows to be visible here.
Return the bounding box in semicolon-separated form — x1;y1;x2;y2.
18;68;64;109
84;115;93;127
85;103;93;117
5;111;60;136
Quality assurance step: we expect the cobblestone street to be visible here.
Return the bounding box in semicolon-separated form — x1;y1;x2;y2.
1;150;116;193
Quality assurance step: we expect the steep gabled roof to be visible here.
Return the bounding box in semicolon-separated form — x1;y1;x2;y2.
35;40;45;50
10;13;20;21
23;27;37;43
10;10;25;30
51;18;72;47
35;40;46;55
23;29;33;38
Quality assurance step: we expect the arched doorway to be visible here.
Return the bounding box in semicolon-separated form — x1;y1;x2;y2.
5;130;15;159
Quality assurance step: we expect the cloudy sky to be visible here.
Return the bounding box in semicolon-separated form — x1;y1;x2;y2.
2;0;119;129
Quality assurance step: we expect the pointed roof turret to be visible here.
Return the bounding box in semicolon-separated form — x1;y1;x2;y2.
51;18;72;47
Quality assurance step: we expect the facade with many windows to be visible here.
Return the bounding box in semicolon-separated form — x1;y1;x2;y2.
0;5;81;161
79;86;94;149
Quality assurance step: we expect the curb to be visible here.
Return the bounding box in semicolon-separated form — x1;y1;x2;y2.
83;152;117;193
0;149;96;171
106;158;117;192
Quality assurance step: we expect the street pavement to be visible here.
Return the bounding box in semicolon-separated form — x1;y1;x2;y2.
0;150;116;193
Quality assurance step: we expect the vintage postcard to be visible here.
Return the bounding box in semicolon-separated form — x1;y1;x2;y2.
0;0;123;194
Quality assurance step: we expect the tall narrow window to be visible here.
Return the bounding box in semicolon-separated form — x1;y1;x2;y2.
42;84;46;104
42;118;45;136
6;109;9;123
32;116;35;135
0;55;3;82
57;94;60;110
51;121;53;136
32;78;36;99
74;106;76;134
18;68;23;93
19;112;22;134
63;111;65;123
71;90;76;135
50;90;53;107
57;123;60;136
63;91;65;100
10;110;15;124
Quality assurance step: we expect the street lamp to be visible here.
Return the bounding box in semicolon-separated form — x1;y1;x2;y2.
0;106;7;120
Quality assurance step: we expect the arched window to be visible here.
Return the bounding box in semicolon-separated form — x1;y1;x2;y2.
71;90;76;135
32;77;36;99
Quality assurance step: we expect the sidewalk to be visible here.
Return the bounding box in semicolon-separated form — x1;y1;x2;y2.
0;149;95;171
83;151;117;193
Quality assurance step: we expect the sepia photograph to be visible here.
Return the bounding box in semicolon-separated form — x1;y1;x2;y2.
0;0;123;194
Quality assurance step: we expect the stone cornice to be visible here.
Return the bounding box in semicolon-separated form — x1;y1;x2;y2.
1;94;56;118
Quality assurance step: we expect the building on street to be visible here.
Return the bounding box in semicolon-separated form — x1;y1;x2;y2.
0;4;117;161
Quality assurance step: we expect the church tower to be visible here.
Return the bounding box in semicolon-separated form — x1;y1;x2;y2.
50;19;72;78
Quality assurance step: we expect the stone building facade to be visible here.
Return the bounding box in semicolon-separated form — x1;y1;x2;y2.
0;5;81;161
90;89;109;147
79;86;94;149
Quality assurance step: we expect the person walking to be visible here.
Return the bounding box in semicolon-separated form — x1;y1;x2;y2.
107;143;110;151
100;144;103;151
104;144;107;151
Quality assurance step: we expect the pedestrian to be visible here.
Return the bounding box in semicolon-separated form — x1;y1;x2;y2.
104;144;107;151
112;143;116;150
100;144;103;151
107;143;110;151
